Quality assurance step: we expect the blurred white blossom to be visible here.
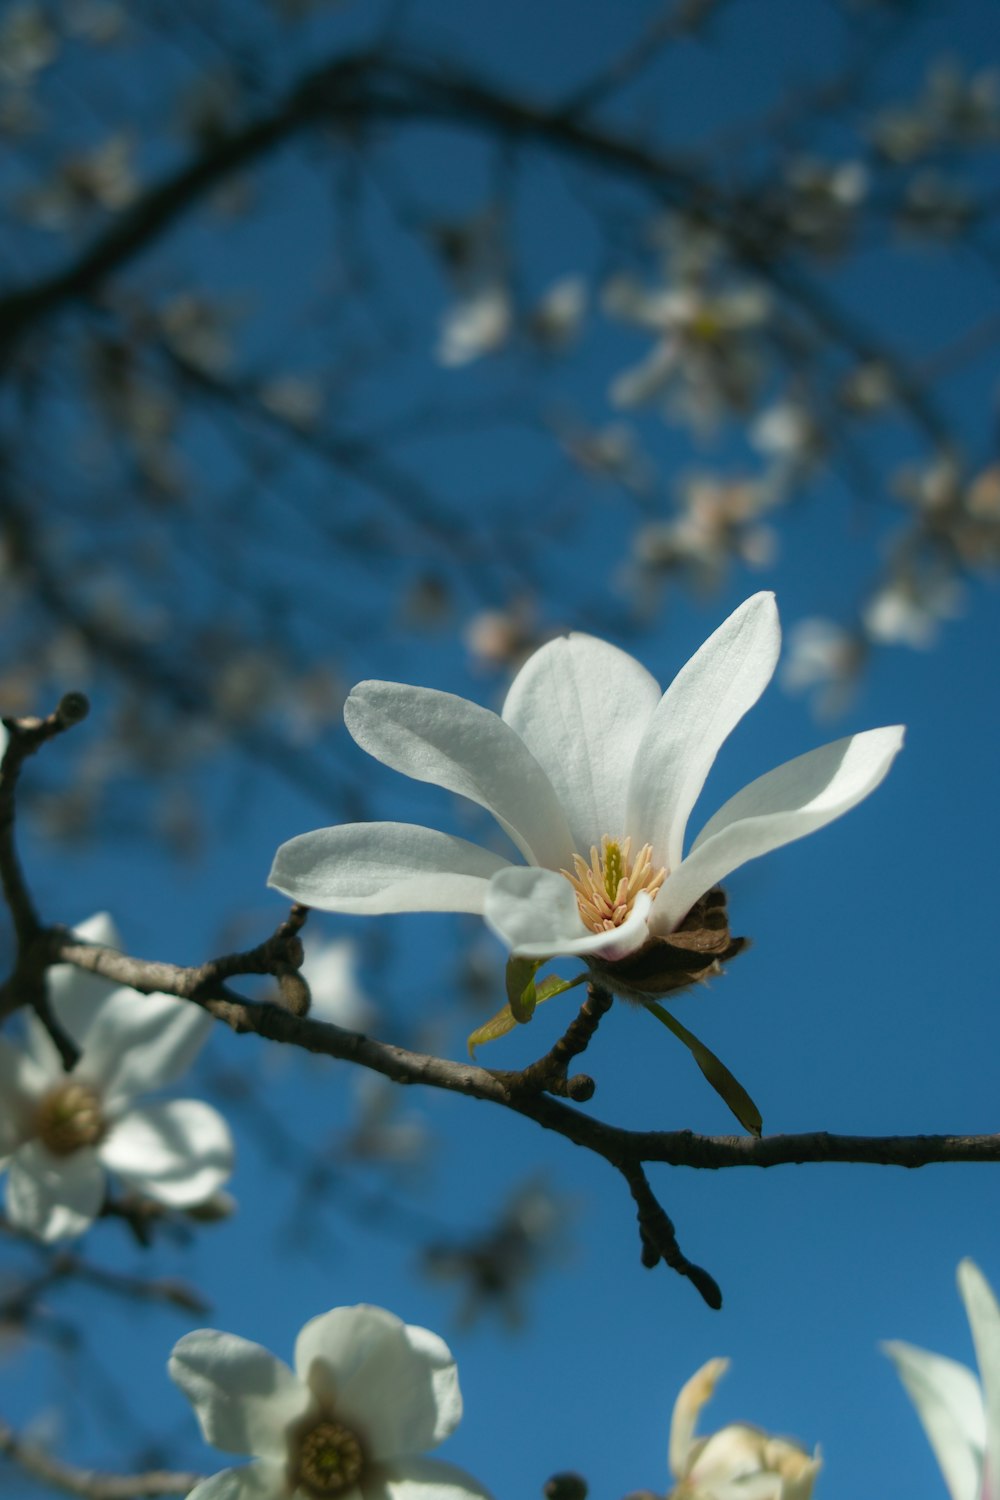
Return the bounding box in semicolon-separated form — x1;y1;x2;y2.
302;937;377;1031
632;474;776;596
527;275;587;351
863;572;964;648
437;284;512;367
885;1258;1000;1500
170;1303;492;1500
0;914;233;1241
667;1357;820;1499
782;617;865;718
0;4;57;82
606;275;769;432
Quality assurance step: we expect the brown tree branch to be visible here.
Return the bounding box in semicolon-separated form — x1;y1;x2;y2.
0;698;92;1069
0;50;947;443
43;930;1000;1304
0;1419;200;1499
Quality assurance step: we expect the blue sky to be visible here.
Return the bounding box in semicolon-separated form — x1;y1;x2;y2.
3;1;1000;1497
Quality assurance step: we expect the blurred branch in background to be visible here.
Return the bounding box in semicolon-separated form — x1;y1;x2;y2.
0;0;996;845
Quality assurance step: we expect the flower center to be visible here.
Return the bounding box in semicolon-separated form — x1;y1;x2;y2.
295;1418;366;1495
562;835;666;934
35;1082;105;1156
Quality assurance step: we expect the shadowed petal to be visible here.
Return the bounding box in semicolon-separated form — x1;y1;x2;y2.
100;1100;233;1207
484;867;651;960
46;912;125;1044
0;1039;48;1154
626;593;780;871
170;1330;309;1460
884;1339;984;1500
294;1306;460;1462
76;988;213;1113
363;1455;494;1499
6;1142;105;1241
502;635;660;853
652;727;905;932
959;1260;1000;1500
345;682;573;868
269;824;510;915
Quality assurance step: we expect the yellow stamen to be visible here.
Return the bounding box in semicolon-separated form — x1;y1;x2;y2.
35;1082;105;1156
296;1418;366;1495
562;835;666;934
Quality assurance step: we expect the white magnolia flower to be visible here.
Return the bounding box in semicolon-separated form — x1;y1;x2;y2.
668;1357;820;1499
269;594;903;992
0;914;233;1240
885;1259;1000;1500
169;1302;492;1500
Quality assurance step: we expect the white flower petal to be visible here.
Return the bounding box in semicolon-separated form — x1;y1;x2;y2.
345;682;573;868
100;1100;233;1207
958;1260;1000;1500
653;727;905;932
294;1306;460;1461
186;1464;287;1500
501;635;661;853
627;593;780;871
170;1330;310;1460
269;824;510;916
484;867;651;960
6;1141;105;1241
46;911;125;1042
76;987;212;1112
363;1455;494;1500
884;1339;984;1500
21;915;125;1073
0;1038;47;1152
669;1358;730;1479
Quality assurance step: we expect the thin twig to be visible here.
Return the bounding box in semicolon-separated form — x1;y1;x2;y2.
0;1419;200;1499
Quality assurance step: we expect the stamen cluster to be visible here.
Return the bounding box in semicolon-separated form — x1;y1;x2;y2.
295;1417;366;1495
35;1082;105;1156
563;835;666;934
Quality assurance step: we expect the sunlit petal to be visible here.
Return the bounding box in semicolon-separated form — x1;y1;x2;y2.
6;1141;105;1241
884;1339;984;1500
101;1100;234;1207
669;1357;730;1479
295;1305;460;1461
652;727;905;932
959;1260;1000;1500
627;593;780;870
270;823;510;915
502;634;660;852
346;682;573;868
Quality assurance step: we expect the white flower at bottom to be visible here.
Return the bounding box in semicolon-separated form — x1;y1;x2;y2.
884;1259;1000;1500
0;913;233;1241
668;1358;820;1500
169;1303;493;1500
